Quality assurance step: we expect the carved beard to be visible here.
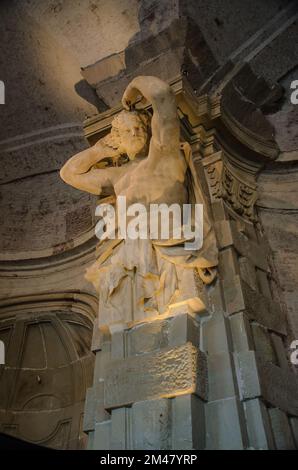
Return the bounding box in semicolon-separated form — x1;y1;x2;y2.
104;128;148;161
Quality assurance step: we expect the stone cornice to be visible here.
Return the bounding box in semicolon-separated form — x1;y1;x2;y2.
0;291;97;322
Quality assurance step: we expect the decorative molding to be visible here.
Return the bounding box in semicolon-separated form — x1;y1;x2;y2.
0;292;97;322
221;105;279;161
83;75;221;143
0;124;84;153
221;163;258;222
202;151;223;203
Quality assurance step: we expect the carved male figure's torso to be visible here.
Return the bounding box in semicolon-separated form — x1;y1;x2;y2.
60;76;218;327
113;149;188;207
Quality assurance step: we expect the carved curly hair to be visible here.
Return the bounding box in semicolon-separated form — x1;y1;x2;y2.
103;109;151;150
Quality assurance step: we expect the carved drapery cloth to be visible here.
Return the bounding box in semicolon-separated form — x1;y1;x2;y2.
86;142;218;322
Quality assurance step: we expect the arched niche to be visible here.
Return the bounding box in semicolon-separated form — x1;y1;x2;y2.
0;292;96;449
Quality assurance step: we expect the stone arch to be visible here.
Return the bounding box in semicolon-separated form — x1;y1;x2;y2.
0;292;96;449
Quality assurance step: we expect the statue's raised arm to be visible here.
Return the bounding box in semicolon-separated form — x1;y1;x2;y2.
59;139;123;195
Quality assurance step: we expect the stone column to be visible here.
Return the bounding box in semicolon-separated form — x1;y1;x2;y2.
84;308;208;450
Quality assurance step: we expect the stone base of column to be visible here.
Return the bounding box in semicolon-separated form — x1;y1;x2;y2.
84;311;207;450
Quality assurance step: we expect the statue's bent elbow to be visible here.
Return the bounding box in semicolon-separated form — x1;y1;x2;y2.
60;165;72;185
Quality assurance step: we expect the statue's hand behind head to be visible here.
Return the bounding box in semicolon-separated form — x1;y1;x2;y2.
122;84;140;110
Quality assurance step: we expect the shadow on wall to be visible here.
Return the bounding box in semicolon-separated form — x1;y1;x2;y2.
0;304;95;449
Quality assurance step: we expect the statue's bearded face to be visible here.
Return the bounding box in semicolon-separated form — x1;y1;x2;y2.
110;111;149;160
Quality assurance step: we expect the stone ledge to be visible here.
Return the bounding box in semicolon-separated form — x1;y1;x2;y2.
104;342;207;409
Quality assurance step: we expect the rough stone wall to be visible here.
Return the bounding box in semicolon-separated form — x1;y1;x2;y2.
0;2;99;256
256;69;298;339
15;0;141;68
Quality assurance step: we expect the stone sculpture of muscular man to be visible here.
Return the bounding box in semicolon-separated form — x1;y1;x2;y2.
60;76;217;328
